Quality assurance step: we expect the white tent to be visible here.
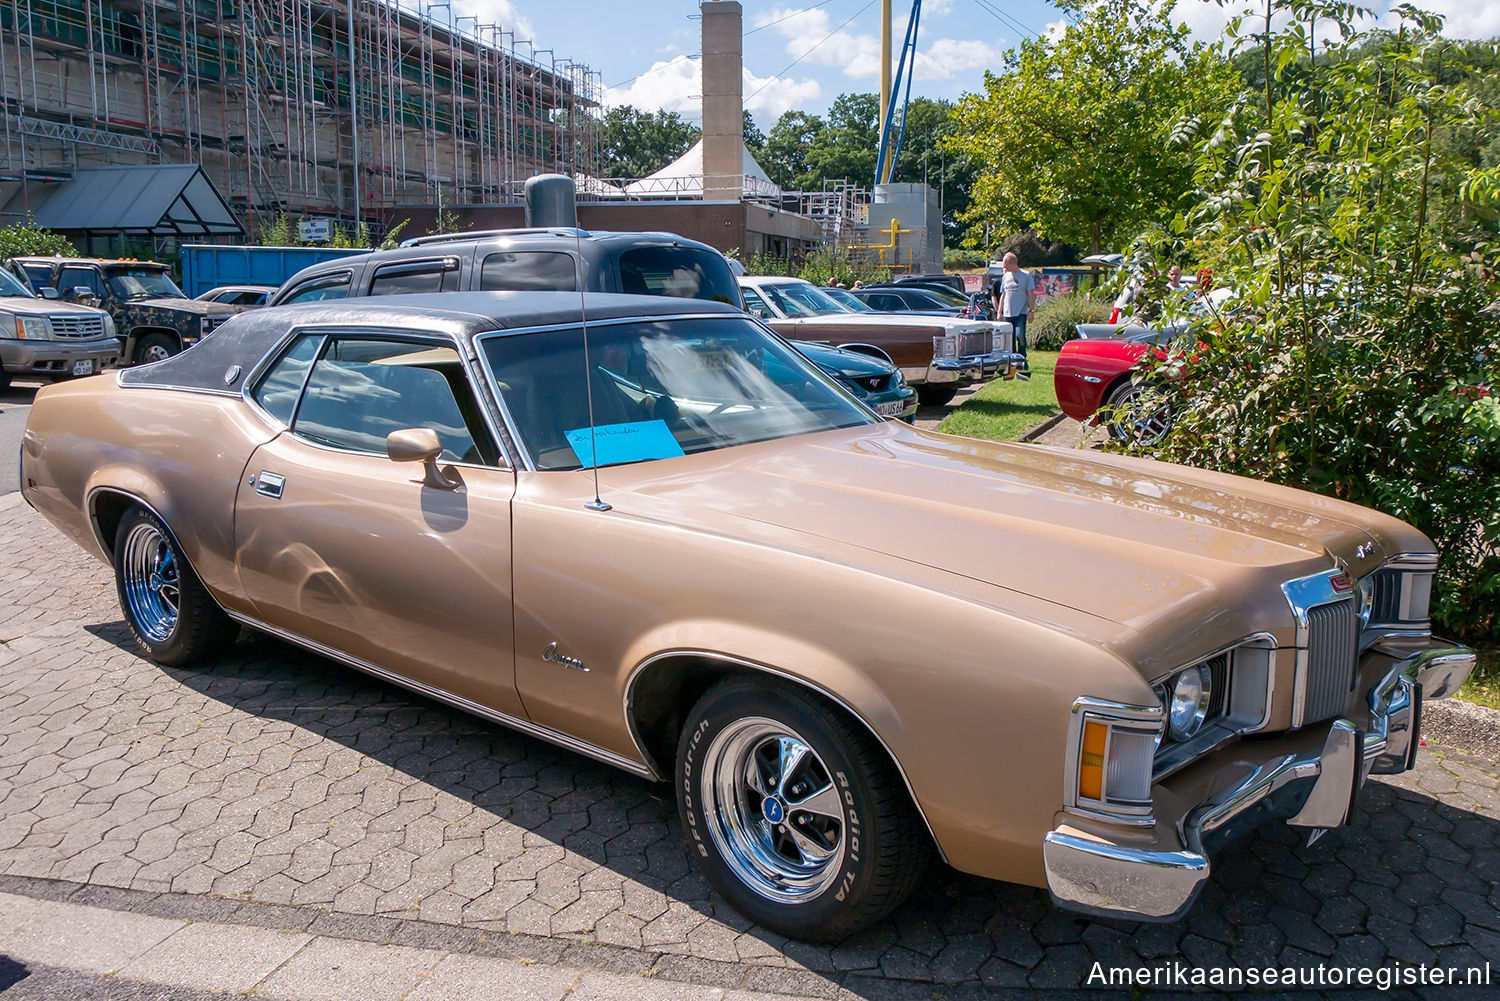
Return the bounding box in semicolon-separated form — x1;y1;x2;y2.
622;140;779;198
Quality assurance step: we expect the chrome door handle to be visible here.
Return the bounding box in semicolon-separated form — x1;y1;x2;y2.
254;471;286;499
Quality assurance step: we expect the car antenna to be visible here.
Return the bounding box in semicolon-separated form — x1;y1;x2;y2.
529;173;611;513
576;226;610;513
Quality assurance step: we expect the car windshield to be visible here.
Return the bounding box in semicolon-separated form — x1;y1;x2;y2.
0;269;34;298
480;315;878;470
820;287;872;312
756;283;846;317
105;269;184;300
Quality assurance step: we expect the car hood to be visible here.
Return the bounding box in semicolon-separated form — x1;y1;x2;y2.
791;340;895;379
123;297;243;316
601;422;1429;675
0;296;106;317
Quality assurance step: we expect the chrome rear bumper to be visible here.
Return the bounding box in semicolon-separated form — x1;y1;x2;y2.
1043;643;1474;922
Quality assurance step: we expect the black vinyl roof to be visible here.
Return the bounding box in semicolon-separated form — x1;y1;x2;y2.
118;291;745;395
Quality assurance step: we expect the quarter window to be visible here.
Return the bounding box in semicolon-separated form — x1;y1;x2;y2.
291;337;498;466
479;251;576;291
252;334;322;425
740;287;770;316
279;273;351;304
367;261;460;296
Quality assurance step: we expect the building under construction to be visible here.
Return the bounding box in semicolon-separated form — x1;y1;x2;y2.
0;0;601;241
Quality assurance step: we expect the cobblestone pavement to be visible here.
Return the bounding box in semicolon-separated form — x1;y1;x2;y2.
3;495;1499;998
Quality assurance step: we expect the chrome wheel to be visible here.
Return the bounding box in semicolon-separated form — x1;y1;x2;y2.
1107;383;1173;444
142;344;172;363
701;717;846;903
121;521;180;642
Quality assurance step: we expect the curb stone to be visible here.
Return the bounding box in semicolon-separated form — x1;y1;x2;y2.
1423;697;1500;764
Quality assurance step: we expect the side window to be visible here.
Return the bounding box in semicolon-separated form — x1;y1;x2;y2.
279;273;351;304
58;266;104;296
252;334;322;426
21;264;53;290
291;337;498;466
870;294;905;311
367;260;460;296
740;287;769;315
479;252;576;291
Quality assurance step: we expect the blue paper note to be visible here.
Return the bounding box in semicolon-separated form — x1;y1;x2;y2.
565;420;686;468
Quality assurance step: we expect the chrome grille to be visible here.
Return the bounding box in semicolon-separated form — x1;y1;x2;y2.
48;313;106;339
957;330;992;357
1303;599;1357;724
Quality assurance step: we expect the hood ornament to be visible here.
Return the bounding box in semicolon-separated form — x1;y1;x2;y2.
1356;542;1375;560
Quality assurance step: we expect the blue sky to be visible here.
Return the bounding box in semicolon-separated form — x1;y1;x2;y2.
453;1;1500;126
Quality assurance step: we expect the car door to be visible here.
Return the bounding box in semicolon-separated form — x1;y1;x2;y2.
233;330;524;717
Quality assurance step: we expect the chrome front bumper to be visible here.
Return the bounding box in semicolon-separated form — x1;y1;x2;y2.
925;350;1027;384
1043;642;1475;922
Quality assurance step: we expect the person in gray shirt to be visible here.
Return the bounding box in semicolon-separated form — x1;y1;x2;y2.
991;252;1037;377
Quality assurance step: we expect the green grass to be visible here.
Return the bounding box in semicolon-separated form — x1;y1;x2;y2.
936;351;1061;441
1459;646;1500;710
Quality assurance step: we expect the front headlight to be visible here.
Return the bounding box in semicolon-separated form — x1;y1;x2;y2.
17;316;51;339
1166;665;1212;740
102;313;116;338
1067;698;1161;825
894;367;907;388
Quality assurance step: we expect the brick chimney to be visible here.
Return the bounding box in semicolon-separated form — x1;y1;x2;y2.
700;1;743;202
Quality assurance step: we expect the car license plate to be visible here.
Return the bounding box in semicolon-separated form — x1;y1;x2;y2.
71;360;94;376
875;399;905;417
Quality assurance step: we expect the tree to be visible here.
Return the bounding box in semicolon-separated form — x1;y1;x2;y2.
946;0;1239;254
597;106;700;178
805;92;880;189
764;110;824;189
743;110;768;164
1130;1;1500;643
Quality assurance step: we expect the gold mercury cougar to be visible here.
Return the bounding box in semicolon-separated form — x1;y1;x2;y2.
18;290;1475;941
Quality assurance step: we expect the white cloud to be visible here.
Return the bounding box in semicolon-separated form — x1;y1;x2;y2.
754;5;1000;82
450;0;533;40
915;38;1001;80
602;54;821;122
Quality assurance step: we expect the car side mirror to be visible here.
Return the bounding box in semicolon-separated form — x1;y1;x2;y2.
39;287;59;300
748;307;767;320
386;427;460;490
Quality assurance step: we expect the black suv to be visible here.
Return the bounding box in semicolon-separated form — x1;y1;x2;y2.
270;229;743;308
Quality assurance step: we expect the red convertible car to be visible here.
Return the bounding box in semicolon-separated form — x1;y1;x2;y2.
1055;326;1185;443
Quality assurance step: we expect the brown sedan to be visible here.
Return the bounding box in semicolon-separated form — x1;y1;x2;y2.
19;291;1475;941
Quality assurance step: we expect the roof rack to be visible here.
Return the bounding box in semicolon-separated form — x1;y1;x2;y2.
398;227;590;249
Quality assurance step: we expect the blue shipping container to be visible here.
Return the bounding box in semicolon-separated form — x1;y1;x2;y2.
180;245;372;298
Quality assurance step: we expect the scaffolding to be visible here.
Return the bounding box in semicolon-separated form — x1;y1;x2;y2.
0;0;601;236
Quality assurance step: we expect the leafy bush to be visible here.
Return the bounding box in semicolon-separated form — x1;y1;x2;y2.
1028;293;1111;350
943;248;987;270
0;222;76;259
797;246;889;288
1122;2;1500;644
742;252;790;277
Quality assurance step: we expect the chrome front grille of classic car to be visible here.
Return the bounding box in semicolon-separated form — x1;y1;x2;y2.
957;329;992;357
49;314;106;339
1302;599;1357;725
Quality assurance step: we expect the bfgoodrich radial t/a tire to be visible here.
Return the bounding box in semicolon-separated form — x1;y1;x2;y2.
113;505;237;666
676;678;931;942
